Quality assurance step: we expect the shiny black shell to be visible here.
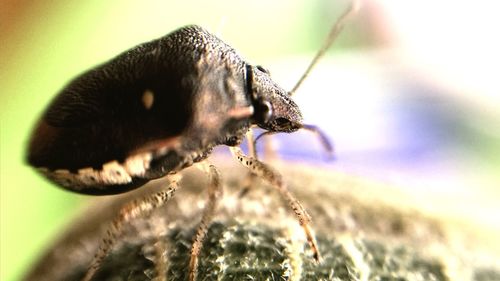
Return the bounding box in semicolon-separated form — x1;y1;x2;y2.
27;25;252;195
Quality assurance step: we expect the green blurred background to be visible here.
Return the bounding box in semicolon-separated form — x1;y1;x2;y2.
2;1;500;281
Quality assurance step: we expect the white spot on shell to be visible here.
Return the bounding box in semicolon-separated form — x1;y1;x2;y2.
124;152;152;177
77;167;100;185
101;161;132;184
37;151;154;190
49;169;77;188
54;169;70;174
142;89;154;109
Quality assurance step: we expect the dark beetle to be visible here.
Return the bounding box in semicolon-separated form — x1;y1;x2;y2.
27;25;303;195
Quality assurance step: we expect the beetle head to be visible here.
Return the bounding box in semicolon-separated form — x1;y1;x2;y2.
246;65;303;133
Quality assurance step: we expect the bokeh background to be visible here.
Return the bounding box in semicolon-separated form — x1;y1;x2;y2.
1;1;499;280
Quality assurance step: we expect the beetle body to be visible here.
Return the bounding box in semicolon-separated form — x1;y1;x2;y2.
28;25;302;195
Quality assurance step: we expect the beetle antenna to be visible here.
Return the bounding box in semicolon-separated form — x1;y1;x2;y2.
289;0;361;96
253;131;277;155
254;130;276;146
302;124;335;159
253;126;333;159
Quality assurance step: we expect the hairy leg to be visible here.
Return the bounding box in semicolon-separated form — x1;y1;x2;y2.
229;146;321;262
82;175;181;281
189;162;223;281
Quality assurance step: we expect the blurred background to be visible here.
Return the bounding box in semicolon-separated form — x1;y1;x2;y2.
1;1;499;280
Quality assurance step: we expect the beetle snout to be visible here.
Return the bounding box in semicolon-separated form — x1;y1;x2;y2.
268;117;301;132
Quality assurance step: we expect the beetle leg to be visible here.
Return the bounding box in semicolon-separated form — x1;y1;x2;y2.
229;146;322;262
152;236;168;281
262;134;278;161
189;162;223;281
238;129;258;198
246;128;258;159
238;128;278;198
82;175;182;281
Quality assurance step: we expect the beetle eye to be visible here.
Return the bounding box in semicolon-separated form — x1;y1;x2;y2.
255;99;273;124
274;117;290;128
274;117;289;126
256;65;270;74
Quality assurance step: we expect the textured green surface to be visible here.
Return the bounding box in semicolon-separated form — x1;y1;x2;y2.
57;223;453;281
22;164;500;281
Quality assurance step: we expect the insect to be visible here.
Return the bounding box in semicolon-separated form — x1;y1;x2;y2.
27;2;358;281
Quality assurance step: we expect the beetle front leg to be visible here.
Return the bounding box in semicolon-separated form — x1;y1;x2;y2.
189;162;223;281
82;175;182;281
239;128;278;197
229;146;322;262
237;129;259;198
